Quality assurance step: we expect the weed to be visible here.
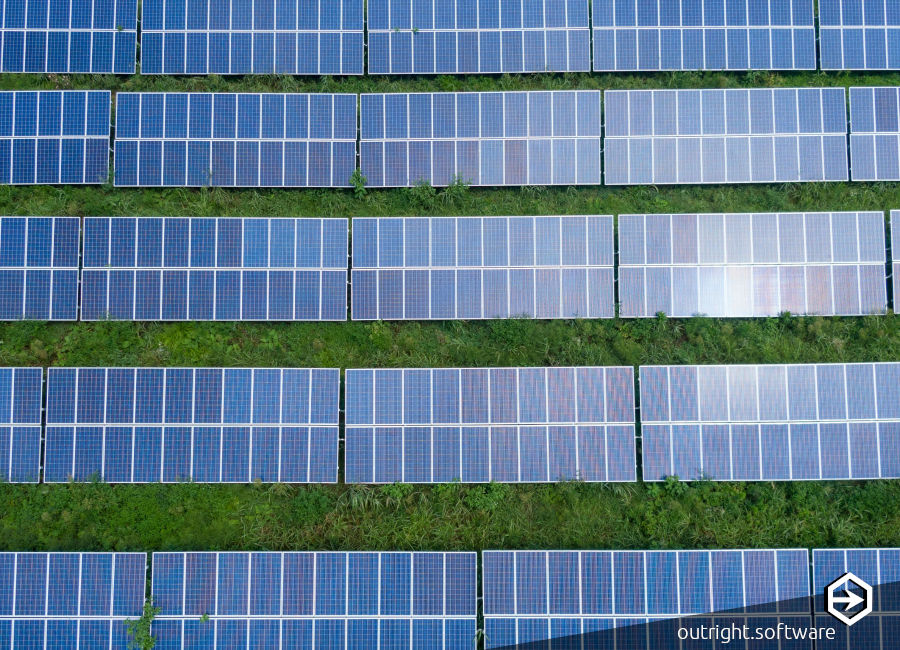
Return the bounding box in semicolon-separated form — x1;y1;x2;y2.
125;600;160;650
349;169;367;199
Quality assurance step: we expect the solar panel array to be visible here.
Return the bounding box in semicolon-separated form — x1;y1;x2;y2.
0;552;147;649
0;368;42;483
367;0;590;74
42;367;340;483
604;88;849;185
849;87;900;181
81;217;348;321
618;212;888;318
593;0;816;71
893;211;900;303
344;367;636;483
0;217;80;321
140;0;363;75
482;549;811;649
150;551;477;650
1;91;111;185
113;93;357;187
359;91;603;187
351;216;614;321
820;0;900;69
641;363;900;482
0;0;137;73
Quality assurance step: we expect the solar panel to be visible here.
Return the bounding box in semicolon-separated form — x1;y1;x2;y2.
360;91;603;187
0;552;147;650
0;0;137;73
113;93;357;188
367;0;590;74
80;217;348;321
351;216;614;320
0;91;111;185
0;217;80;321
849;87;900;181
618;212;887;318
0;368;42;483
593;0;815;71
140;0;363;74
604;88;849;185
42;367;340;483
344;367;636;483
640;363;900;482
892;211;900;304
482;549;811;649
149;551;477;650
820;0;900;69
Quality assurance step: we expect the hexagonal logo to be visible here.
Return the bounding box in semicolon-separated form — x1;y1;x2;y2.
826;572;873;626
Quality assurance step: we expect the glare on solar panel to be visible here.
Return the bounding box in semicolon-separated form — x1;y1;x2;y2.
849;87;900;181
0;368;42;483
820;0;900;69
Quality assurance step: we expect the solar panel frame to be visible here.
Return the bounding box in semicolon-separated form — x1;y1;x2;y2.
0;368;43;483
892;211;900;305
849;87;900;181
820;0;900;69
42;367;340;483
367;0;591;74
113;93;358;188
604;88;850;185
618;212;888;318
344;366;637;483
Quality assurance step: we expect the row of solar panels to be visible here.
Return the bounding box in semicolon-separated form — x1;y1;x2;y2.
6;361;900;484
0;549;894;650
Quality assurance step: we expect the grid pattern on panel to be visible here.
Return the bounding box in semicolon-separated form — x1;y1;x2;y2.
0;91;111;185
849;87;900;181
820;0;900;69
640;363;900;482
0;0;138;73
350;216;614;321
603;88;849;185
42;367;340;484
113;93;358;188
140;0;363;75
359;91;603;187
367;0;590;74
80;217;348;322
343;367;636;483
617;212;888;318
893;211;900;306
592;0;815;71
0;217;81;321
0;368;43;483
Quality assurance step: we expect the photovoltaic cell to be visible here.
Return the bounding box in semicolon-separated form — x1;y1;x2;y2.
482;549;811;649
81;218;348;321
344;367;636;483
42;367;340;483
849;87;900;180
149;551;477;650
367;0;590;74
140;0;363;74
892;211;900;304
0;217;80;321
640;363;900;482
351;216;614;320
0;91;111;185
618;212;887;318
820;0;900;69
0;0;137;73
360;91;603;187
113;93;357;188
604;88;849;185
593;0;815;71
0;368;42;483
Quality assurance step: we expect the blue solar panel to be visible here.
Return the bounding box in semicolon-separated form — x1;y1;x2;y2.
113;93;357;187
0;0;137;73
604;88;849;185
149;552;477;650
0;91;111;185
619;212;887;318
0;368;42;483
80;217;347;321
849;87;900;181
820;0;900;69
344;367;636;483
360;91;603;187
482;549;811;649
640;363;900;482
367;0;590;74
0;217;80;320
351;216;614;320
593;0;815;71
0;552;146;650
892;211;900;305
42;367;340;483
140;0;363;74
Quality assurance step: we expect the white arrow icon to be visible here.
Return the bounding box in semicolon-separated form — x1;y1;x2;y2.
826;572;873;626
831;586;865;611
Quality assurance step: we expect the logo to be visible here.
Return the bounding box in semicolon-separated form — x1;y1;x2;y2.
826;572;873;626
